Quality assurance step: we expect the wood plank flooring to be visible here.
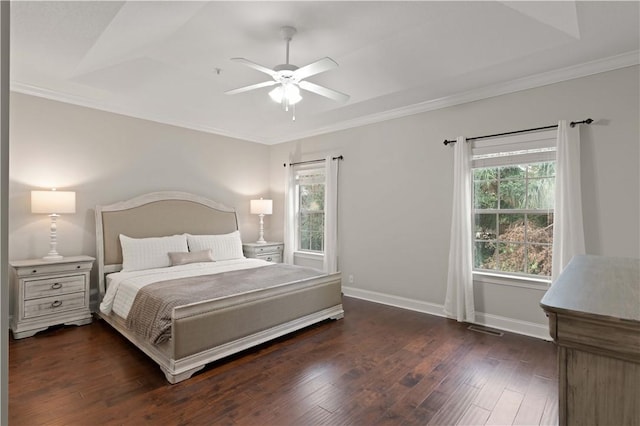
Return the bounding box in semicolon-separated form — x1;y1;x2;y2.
9;296;558;425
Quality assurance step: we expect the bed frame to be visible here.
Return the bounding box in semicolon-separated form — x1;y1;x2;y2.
95;191;343;383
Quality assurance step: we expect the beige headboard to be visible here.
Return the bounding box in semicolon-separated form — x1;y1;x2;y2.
95;191;238;296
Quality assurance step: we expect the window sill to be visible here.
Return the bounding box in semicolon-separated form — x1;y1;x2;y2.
294;251;324;260
473;271;551;291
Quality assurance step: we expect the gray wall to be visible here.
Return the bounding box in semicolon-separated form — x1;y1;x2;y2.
9;92;273;303
7;66;640;338
269;65;640;337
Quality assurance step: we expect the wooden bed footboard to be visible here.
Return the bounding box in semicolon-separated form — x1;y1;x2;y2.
99;273;343;384
171;273;342;358
166;273;343;383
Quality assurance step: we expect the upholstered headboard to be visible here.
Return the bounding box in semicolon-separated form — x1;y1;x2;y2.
95;191;238;296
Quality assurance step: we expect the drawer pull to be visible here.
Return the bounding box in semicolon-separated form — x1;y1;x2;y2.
266;257;272;262
51;282;62;290
32;269;37;274
51;300;62;308
76;265;81;269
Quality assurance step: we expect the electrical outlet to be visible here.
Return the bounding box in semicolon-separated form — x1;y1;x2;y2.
348;274;354;284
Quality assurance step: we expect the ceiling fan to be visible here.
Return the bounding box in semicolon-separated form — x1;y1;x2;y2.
225;26;349;117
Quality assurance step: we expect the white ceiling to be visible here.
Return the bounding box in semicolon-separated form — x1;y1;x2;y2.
10;1;640;145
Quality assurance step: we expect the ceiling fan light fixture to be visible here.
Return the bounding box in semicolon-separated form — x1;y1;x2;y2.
226;25;349;118
269;83;302;106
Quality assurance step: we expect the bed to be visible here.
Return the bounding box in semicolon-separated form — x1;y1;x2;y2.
95;191;343;384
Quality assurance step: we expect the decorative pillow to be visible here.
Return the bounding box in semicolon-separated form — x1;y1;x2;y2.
120;234;188;272
187;230;245;261
168;250;214;266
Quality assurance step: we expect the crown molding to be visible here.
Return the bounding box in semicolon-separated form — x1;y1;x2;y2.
9;82;267;144
266;50;639;144
11;50;639;146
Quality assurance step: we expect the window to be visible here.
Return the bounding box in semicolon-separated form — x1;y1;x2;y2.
295;167;325;253
471;131;556;279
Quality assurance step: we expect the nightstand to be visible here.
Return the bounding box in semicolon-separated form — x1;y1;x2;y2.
242;242;284;263
10;255;94;339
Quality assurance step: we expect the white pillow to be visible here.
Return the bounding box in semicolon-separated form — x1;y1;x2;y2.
120;234;189;272
187;231;245;261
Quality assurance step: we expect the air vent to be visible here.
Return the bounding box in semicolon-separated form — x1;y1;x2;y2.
468;325;504;337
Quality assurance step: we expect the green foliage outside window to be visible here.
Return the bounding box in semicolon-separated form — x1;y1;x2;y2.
299;182;325;252
473;162;555;277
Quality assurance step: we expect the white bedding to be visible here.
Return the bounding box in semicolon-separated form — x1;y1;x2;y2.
100;258;273;319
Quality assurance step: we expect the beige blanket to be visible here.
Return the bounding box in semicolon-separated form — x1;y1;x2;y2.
126;264;324;344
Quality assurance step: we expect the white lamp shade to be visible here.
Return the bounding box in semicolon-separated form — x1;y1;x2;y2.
31;190;76;214
250;199;273;215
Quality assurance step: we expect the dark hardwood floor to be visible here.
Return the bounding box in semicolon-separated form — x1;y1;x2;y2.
9;296;558;425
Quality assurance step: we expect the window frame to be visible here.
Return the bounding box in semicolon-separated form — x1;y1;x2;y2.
293;165;326;255
470;130;556;285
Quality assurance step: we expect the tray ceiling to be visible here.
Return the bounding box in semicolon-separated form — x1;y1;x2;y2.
10;1;640;144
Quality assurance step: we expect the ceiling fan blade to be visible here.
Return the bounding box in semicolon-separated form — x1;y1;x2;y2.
299;81;350;103
231;58;278;78
293;57;338;81
225;80;277;95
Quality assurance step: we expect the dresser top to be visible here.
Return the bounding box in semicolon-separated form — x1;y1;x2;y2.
540;255;640;323
10;255;95;268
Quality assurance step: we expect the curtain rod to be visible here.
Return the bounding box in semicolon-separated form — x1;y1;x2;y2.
283;155;344;167
442;118;593;146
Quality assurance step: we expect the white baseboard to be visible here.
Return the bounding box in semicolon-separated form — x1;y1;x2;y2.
474;312;551;341
342;286;551;341
342;286;447;318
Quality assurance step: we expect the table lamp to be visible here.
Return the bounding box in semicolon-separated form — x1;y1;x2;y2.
250;198;272;244
31;189;76;260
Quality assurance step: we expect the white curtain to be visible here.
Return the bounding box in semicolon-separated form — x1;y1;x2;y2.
444;136;475;322
552;120;585;281
283;162;296;265
323;155;339;273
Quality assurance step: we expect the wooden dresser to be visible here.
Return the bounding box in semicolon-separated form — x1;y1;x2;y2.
540;255;640;426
